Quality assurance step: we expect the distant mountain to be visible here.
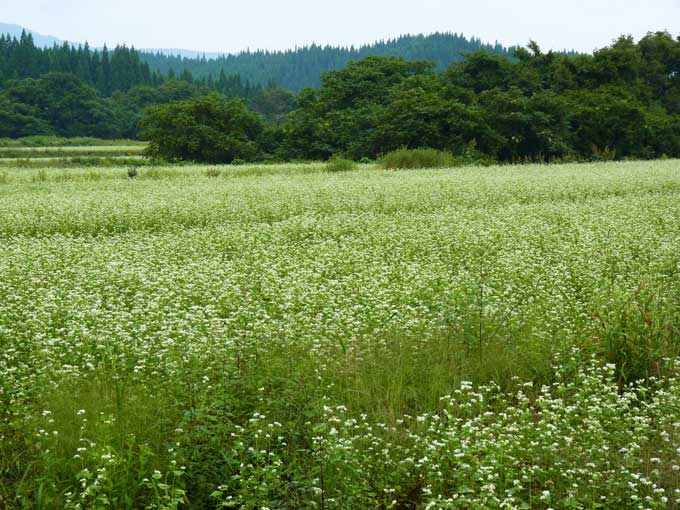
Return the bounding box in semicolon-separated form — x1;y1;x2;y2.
0;22;69;48
141;48;223;59
0;22;223;57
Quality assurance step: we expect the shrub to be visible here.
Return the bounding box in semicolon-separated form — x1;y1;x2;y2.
326;157;357;172
381;147;455;170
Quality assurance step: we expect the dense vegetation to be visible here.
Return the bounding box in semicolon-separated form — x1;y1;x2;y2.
277;34;680;162
1;30;678;163
0;31;263;139
140;94;263;163
0;31;259;97
140;32;521;90
1;160;679;509
141;32;680;163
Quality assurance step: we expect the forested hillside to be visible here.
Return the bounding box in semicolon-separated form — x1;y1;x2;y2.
0;22;65;48
0;32;256;97
0;31;261;138
140;32;524;90
0;29;523;92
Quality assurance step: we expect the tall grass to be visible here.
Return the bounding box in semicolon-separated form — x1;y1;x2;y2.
326;156;357;172
381;147;455;169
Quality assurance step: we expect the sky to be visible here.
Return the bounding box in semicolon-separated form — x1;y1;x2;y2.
3;0;680;54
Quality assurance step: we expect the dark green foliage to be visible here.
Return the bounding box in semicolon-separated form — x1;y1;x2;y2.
248;87;297;124
139;93;263;163
111;79;212;138
2;73;121;138
0;95;52;137
0;32;261;101
381;148;456;169
567;86;669;159
283;58;437;160
0;33;157;95
474;88;573;161
0;32;259;139
283;32;680;163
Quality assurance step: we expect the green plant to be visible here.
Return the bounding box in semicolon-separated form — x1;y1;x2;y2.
591;284;680;384
143;167;178;179
326;156;357;172
381;147;455;169
32;169;48;182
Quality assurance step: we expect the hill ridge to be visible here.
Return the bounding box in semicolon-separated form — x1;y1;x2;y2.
0;22;524;89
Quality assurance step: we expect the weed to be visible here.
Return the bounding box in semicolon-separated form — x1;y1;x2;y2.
381;147;455;169
326;156;357;172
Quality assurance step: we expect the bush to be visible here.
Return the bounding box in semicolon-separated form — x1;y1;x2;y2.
326;157;357;172
381;147;455;170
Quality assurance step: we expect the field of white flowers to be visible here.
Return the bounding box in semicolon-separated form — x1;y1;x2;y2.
1;161;679;509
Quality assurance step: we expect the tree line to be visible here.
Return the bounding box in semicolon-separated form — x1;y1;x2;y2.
143;32;680;163
0;31;261;97
1;30;679;164
0;31;265;138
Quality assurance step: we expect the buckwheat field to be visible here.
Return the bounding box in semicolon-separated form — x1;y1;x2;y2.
1;161;680;509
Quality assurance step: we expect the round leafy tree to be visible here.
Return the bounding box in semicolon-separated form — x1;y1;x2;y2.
139;93;263;163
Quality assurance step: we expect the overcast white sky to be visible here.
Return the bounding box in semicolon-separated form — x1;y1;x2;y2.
3;0;680;54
